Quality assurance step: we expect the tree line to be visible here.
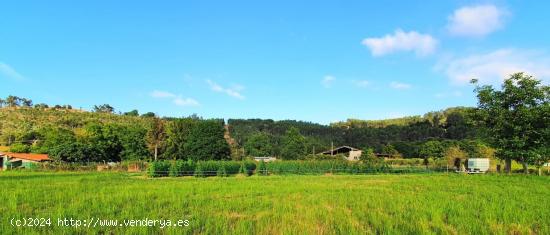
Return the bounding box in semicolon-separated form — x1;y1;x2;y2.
0;73;548;174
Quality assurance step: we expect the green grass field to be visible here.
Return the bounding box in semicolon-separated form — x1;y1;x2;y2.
1;172;549;234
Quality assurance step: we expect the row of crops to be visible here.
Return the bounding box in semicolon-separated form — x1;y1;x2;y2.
147;160;393;177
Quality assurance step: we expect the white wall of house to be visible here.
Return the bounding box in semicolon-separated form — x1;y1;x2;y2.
347;150;362;161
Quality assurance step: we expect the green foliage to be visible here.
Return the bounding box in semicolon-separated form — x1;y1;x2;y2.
83;123;124;162
257;160;268;175
118;125;149;160
147;161;170;177
184;120;231;161
31;127;76;154
243;132;274;157
194;163;205;178
359;148;389;171
264;160;389;174
301;154;346;161
123;109;139;116
472;73;550;171
359;148;376;161
216;163;228;177
419;140;445;159
93;104;114;113
9;143;30;153
163;118;197;160
280;127;306;160
49;142;102;162
382;144;400;157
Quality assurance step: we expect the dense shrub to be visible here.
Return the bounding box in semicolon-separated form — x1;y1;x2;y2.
9;143;31;153
216;164;228;177
147;161;170;177
169;160;195;177
264;160;390;175
257;160;268;175
385;158;424;166
194;163;205;178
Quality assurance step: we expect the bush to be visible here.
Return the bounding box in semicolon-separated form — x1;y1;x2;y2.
169;160;195;177
263;160;391;175
217;163;228;177
385;158;424;166
9;143;31;153
147;161;170;177
257;160;268;175
194;163;205;178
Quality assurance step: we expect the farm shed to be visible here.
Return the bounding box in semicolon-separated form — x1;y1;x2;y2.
0;152;51;170
321;146;362;161
254;157;277;162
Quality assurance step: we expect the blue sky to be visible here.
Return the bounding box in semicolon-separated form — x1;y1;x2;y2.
1;0;549;124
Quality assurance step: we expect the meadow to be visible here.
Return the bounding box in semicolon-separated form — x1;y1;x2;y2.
1;172;549;234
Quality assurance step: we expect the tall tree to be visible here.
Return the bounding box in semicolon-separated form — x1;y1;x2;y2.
184;120;231;161
419;140;444;161
146;117;166;161
21;98;33;107
472;73;549;174
6;95;19;107
244;132;274;157
163;118;197;160
280;127;306;160
123;109;139;116
93;104;115;113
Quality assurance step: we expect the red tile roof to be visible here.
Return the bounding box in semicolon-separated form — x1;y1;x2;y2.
0;152;51;162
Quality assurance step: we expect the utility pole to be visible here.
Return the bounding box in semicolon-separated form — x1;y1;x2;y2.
331;141;334;156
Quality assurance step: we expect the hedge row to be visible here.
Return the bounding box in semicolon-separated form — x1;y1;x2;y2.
147;160;257;178
147;160;390;177
265;160;389;175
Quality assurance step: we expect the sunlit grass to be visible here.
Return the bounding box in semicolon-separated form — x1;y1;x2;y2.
1;172;548;234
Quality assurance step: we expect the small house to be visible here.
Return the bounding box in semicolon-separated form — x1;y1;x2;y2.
321;146;362;161
0;152;51;170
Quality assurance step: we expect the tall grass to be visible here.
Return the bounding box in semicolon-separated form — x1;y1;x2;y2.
0;172;548;234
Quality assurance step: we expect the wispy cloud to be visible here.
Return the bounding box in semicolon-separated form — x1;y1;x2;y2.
435;48;550;85
173;97;199;107
0;62;25;80
150;90;199;107
361;29;438;57
389;81;412;90
321;75;335;88
150;90;177;98
206;80;245;100
352;80;370;88
447;4;508;38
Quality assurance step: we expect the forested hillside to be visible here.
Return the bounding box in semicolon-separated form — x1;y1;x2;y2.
1;95;486;162
228;106;486;158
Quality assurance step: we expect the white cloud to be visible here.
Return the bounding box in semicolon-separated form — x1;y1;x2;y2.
0;62;25;80
206;80;245;100
321;75;335;88
150;90;177;98
352;80;370;88
389;81;412;90
447;4;507;37
436;48;550;85
150;90;199;107
361;29;438;57
173;97;199;107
